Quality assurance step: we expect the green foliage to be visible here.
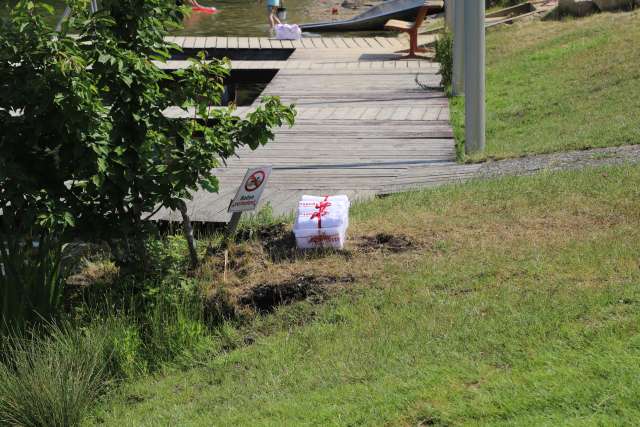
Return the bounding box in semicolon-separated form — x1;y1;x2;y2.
0;235;66;334
144;295;212;368
105;319;147;379
0;323;112;427
236;203;292;241
486;0;522;7
0;0;99;330
0;0;295;328
434;30;453;93
0;0;295;254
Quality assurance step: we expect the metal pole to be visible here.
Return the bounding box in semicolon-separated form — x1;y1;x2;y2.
55;6;72;32
452;0;464;95
445;0;454;29
464;0;485;155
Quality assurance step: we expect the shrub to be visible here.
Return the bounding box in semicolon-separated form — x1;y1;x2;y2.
435;30;454;92
1;0;295;285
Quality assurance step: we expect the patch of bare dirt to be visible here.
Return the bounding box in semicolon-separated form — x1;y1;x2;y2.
357;233;415;253
201;230;419;319
238;274;355;313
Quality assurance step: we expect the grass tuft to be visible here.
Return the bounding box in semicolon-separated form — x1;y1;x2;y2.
0;323;111;427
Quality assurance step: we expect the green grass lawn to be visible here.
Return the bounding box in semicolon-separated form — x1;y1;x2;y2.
452;10;640;161
91;163;640;426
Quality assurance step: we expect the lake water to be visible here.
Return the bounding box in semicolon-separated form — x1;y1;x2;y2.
5;0;357;37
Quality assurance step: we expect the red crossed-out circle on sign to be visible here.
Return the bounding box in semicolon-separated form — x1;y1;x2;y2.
244;170;266;192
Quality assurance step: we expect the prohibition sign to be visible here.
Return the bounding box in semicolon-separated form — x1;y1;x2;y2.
245;170;266;192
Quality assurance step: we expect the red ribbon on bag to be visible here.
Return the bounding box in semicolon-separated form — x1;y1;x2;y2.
310;196;331;229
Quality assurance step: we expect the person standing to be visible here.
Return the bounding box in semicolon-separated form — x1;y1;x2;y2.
262;0;282;29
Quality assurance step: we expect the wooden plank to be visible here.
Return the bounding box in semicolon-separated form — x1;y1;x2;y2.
362;37;380;48
422;107;441;121
314;108;335;120
154;35;459;224
360;107;380;120
311;37;325;49
183;37;197;49
386;37;405;49
248;37;260;49
300;38;315;49
376;37;394;48
333;37;349;49
173;36;186;48
226;37;238;49
374;108;395;121
322;37;339;49
390;107;412;121
193;37;207;49
350;37;365;49
315;37;329;49
258;37;271;49
407;107;425;121
342;38;358;49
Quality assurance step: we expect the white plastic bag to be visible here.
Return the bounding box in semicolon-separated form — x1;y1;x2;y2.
275;24;302;40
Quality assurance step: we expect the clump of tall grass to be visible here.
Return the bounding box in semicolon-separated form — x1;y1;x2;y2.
0;235;66;334
434;30;453;93
0;323;112;427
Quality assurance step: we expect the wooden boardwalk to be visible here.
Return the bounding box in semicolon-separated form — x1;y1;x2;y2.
156;36;479;223
165;35;415;51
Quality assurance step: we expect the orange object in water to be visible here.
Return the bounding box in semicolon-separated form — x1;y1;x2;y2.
192;6;220;14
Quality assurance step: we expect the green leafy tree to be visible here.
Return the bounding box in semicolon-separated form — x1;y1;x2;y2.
0;0;295;329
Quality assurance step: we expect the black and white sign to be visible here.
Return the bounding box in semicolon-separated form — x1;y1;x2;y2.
228;166;272;213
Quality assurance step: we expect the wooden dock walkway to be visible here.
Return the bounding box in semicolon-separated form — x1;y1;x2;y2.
156;36;479;223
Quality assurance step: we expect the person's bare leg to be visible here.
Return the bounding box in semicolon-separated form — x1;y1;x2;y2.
270;8;281;27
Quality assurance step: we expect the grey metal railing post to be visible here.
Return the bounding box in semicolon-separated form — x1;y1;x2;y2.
463;0;485;154
55;6;72;32
445;0;454;29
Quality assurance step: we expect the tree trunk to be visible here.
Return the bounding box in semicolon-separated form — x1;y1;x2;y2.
178;202;199;269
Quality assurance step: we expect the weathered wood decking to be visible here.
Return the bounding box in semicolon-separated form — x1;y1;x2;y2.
165;35;415;51
156;36;479;223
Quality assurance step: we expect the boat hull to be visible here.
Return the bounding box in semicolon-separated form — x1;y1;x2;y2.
300;0;442;32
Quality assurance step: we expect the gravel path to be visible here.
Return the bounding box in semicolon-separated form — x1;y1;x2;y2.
476;145;640;179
